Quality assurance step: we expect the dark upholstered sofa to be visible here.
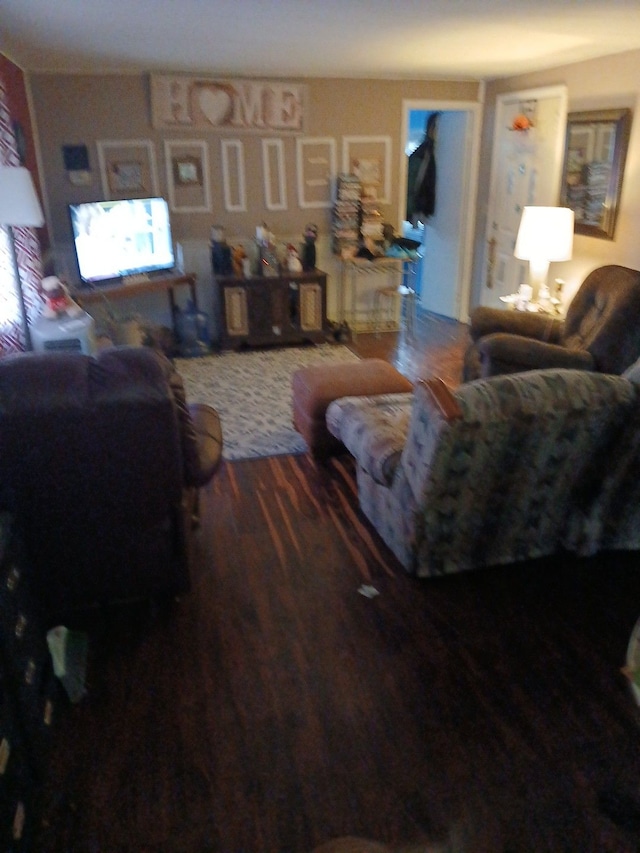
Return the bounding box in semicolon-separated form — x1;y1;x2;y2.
463;265;640;381
0;346;221;624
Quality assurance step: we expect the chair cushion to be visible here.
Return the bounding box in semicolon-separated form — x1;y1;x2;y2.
326;392;414;485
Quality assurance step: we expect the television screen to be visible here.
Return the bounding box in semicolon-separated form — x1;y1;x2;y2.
69;197;175;284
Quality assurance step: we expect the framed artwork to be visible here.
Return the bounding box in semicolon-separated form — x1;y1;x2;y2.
560;108;632;239
342;135;392;204
262;138;287;211
296;137;336;209
164;140;211;213
221;139;247;212
96;139;158;200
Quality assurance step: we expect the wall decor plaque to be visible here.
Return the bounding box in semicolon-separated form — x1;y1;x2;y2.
151;75;307;133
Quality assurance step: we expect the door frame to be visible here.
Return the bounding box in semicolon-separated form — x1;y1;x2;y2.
399;97;483;323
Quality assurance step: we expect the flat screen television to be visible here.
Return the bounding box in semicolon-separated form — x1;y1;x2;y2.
69;197;175;285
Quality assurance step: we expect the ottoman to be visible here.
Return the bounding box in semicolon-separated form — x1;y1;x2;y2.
292;358;413;458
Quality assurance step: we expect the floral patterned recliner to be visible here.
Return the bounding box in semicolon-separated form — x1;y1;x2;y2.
326;368;640;577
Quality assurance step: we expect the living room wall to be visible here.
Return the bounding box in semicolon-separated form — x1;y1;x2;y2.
28;73;478;300
473;48;640;307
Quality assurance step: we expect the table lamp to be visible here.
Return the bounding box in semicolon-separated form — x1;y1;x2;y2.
0;165;45;349
514;206;574;303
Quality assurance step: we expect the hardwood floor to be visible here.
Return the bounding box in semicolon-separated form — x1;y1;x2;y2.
38;314;640;852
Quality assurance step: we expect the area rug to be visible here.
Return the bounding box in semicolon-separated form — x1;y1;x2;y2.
175;344;360;461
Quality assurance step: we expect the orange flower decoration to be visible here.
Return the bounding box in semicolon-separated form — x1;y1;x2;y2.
511;114;533;131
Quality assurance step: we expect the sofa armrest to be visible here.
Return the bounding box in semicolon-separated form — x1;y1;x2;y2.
469;306;563;343
148;348;223;487
418;377;463;421
476;333;595;375
187;403;223;486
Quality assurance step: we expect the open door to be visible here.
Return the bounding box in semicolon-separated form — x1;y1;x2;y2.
400;99;482;322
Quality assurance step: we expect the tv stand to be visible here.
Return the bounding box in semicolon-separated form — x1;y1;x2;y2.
213;270;328;349
74;272;198;338
121;272;152;285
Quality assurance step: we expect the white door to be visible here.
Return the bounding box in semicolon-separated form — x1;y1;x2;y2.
420;111;469;318
400;99;482;322
481;85;568;308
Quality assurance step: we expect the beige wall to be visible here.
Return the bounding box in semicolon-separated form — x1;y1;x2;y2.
30;53;640;321
28;72;480;325
29;72;479;251
473;48;640;306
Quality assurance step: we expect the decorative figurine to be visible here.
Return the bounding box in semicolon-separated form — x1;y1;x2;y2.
286;244;303;273
41;275;82;319
301;223;318;271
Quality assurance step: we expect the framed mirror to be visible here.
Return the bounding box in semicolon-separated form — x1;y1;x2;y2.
560;108;632;239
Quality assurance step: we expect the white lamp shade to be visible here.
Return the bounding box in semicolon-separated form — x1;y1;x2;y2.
0;165;44;227
514;206;574;262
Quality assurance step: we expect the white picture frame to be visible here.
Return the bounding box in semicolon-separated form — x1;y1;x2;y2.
262;138;287;211
221;139;247;212
164;139;211;213
296;137;336;209
342;135;392;204
96;139;159;200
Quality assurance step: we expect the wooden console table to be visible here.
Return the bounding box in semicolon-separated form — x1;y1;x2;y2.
213;270;328;350
73;272;198;331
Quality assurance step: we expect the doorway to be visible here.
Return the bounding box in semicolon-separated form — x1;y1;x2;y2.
399;99;482;322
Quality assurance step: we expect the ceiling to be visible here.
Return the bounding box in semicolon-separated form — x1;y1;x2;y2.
2;0;640;81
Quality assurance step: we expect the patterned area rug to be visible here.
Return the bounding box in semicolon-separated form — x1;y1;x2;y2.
176;344;360;460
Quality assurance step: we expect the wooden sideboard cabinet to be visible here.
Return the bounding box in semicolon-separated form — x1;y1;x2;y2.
213;270;328;349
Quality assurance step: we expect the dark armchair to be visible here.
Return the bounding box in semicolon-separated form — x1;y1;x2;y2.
463;264;640;381
0;346;222;623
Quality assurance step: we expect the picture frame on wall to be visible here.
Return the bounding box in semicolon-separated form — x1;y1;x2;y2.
164;139;211;213
296;137;336;209
96;139;159;200
342;135;392;204
173;155;203;187
560;108;632;240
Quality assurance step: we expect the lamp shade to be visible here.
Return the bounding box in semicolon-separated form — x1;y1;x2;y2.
0;165;44;227
514;206;574;262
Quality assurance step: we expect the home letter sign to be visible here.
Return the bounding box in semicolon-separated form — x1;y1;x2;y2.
150;75;306;133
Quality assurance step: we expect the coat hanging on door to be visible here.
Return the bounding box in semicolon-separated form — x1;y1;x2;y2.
406;112;440;225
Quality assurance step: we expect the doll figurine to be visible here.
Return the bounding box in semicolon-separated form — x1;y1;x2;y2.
301;223;318;271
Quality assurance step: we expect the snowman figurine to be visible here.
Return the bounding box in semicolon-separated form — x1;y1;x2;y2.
41;276;82;319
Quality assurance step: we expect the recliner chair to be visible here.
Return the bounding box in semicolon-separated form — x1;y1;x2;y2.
463;264;640;381
0;346;222;623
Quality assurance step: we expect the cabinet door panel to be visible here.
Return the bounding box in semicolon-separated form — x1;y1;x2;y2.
223;287;249;336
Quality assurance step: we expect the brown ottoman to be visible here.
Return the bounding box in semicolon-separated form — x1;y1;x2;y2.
292;358;413;458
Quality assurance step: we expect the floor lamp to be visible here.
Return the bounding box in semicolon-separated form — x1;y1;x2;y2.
514;206;574;303
0;165;45;349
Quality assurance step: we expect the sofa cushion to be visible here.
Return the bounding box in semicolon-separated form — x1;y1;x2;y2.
326;392;414;485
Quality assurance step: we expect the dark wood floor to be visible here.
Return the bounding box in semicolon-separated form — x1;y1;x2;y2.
38;314;640;852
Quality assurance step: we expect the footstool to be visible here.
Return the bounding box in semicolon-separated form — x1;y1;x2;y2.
292;358;413;458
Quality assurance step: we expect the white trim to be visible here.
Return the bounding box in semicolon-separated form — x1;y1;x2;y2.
261;138;287;211
296;137;336;209
221;138;247;212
